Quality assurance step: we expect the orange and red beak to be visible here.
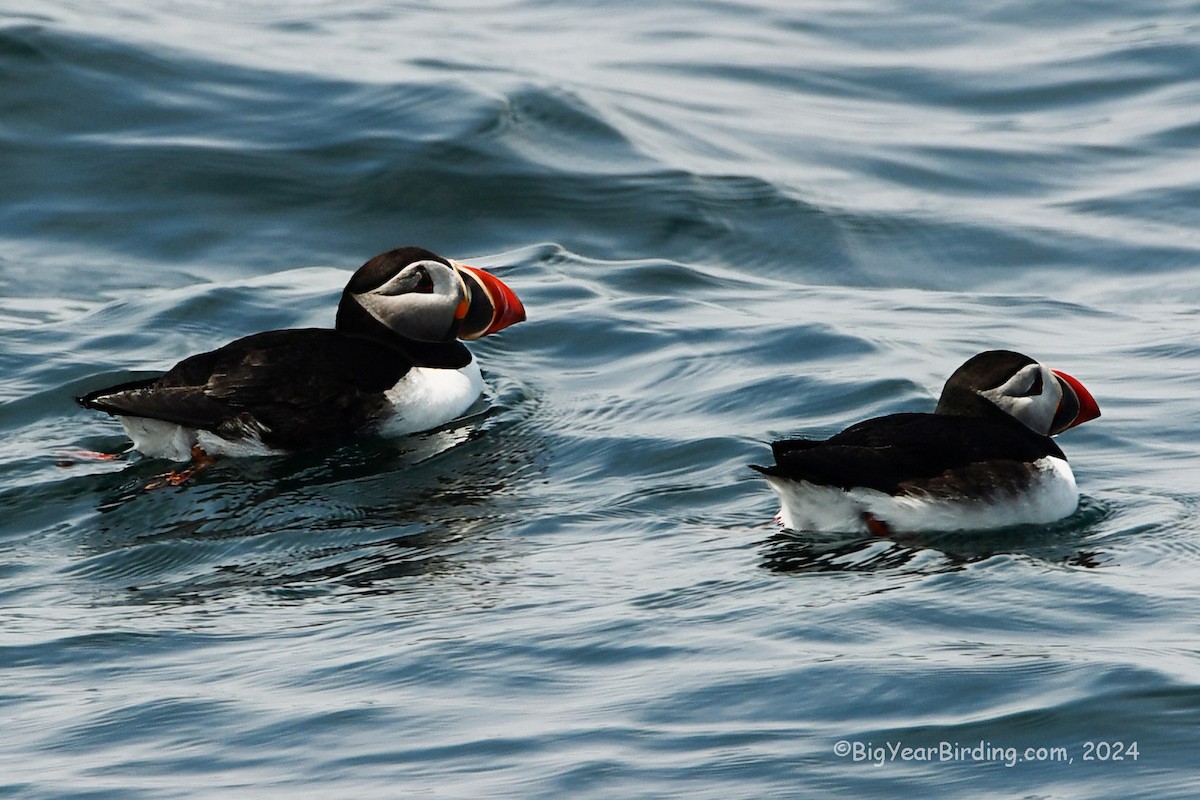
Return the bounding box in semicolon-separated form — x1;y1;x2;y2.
1049;369;1101;435
454;263;527;340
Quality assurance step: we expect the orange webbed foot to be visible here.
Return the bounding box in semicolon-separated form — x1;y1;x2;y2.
55;449;124;467
144;446;217;489
863;513;893;538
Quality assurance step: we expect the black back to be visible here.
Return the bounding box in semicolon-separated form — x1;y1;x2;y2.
77;329;416;450
753;411;1065;495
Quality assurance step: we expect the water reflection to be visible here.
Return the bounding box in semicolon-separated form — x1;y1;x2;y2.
67;391;542;605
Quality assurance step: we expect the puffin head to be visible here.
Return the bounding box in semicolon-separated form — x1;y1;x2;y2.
336;247;525;343
935;349;1101;436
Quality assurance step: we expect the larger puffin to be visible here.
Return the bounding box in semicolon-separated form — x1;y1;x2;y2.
77;247;525;461
752;350;1100;534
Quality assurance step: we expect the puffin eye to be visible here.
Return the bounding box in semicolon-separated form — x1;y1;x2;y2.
1015;369;1043;397
414;267;435;293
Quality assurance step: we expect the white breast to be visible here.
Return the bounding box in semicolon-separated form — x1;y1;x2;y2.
765;456;1079;534
378;360;484;437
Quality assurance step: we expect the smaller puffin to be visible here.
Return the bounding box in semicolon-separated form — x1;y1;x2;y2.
752;350;1101;534
77;247;525;461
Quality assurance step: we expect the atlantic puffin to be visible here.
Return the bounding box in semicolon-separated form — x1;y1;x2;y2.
77;247;526;461
752;350;1101;534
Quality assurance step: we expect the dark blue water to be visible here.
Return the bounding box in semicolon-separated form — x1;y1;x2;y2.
3;1;1200;797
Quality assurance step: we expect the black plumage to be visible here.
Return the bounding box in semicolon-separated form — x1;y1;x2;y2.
77;330;413;451
754;410;1064;498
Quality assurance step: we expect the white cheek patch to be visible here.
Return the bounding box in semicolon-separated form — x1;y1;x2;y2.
358;290;414;326
355;262;467;341
979;364;1062;435
984;363;1040;399
357;291;453;341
